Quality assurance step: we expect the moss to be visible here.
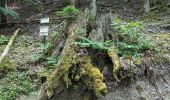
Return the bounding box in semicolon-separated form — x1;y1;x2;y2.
44;40;78;98
41;15;109;98
94;79;107;95
80;56;107;96
0;58;16;71
108;47;121;82
149;34;170;63
43;43;107;99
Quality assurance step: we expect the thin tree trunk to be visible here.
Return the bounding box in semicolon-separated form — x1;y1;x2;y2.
90;0;97;18
144;0;150;13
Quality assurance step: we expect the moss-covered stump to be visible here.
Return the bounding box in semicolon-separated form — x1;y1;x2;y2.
39;11;122;100
39;33;107;100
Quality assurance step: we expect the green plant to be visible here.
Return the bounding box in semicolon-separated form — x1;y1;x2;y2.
31;42;53;62
112;18;153;58
74;36;109;51
51;31;59;38
46;56;58;66
31;53;45;62
0;7;19;19
0;58;16;71
0;35;9;45
75;27;86;36
56;5;80;20
38;42;53;54
0;71;34;100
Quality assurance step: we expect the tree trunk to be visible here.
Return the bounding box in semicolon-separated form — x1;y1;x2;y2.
144;0;150;13
90;0;97;18
0;0;7;24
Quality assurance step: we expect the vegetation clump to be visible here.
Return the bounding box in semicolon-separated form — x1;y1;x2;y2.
0;35;9;45
0;7;19;20
112;18;153;59
31;42;53;63
56;5;81;21
0;71;36;100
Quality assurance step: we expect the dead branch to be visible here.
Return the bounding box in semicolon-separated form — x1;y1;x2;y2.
0;28;20;64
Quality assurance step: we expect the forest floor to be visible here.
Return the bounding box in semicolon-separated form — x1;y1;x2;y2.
0;2;170;100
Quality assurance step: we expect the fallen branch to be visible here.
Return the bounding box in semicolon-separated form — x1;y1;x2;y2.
0;28;20;64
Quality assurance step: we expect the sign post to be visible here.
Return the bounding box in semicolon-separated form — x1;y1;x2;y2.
40;16;49;46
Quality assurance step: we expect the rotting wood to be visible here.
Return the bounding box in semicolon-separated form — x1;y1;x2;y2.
0;28;20;64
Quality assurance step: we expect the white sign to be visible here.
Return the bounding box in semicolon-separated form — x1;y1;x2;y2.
40;26;49;36
40;17;49;23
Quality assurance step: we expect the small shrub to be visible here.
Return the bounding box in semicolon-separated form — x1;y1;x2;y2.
31;53;45;62
112;18;153;59
74;36;109;51
75;27;86;36
31;42;53;62
51;31;59;38
56;5;80;20
0;7;19;19
0;35;9;45
46;56;58;66
111;18;155;80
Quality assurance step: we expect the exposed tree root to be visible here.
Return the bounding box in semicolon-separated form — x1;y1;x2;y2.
108;47;121;82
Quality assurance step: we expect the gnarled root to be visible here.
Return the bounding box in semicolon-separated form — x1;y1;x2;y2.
108;47;121;82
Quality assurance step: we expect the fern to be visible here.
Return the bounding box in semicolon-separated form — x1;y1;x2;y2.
56;5;80;19
0;35;9;45
0;7;19;19
74;36;109;51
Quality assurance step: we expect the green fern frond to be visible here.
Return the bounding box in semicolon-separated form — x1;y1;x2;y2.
0;7;19;19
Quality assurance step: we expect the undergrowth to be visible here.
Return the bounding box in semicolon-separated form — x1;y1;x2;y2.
0;71;37;100
0;7;19;20
56;5;81;21
31;42;59;80
113;18;154;79
0;35;9;45
112;18;153;59
74;17;154;81
31;42;53;62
